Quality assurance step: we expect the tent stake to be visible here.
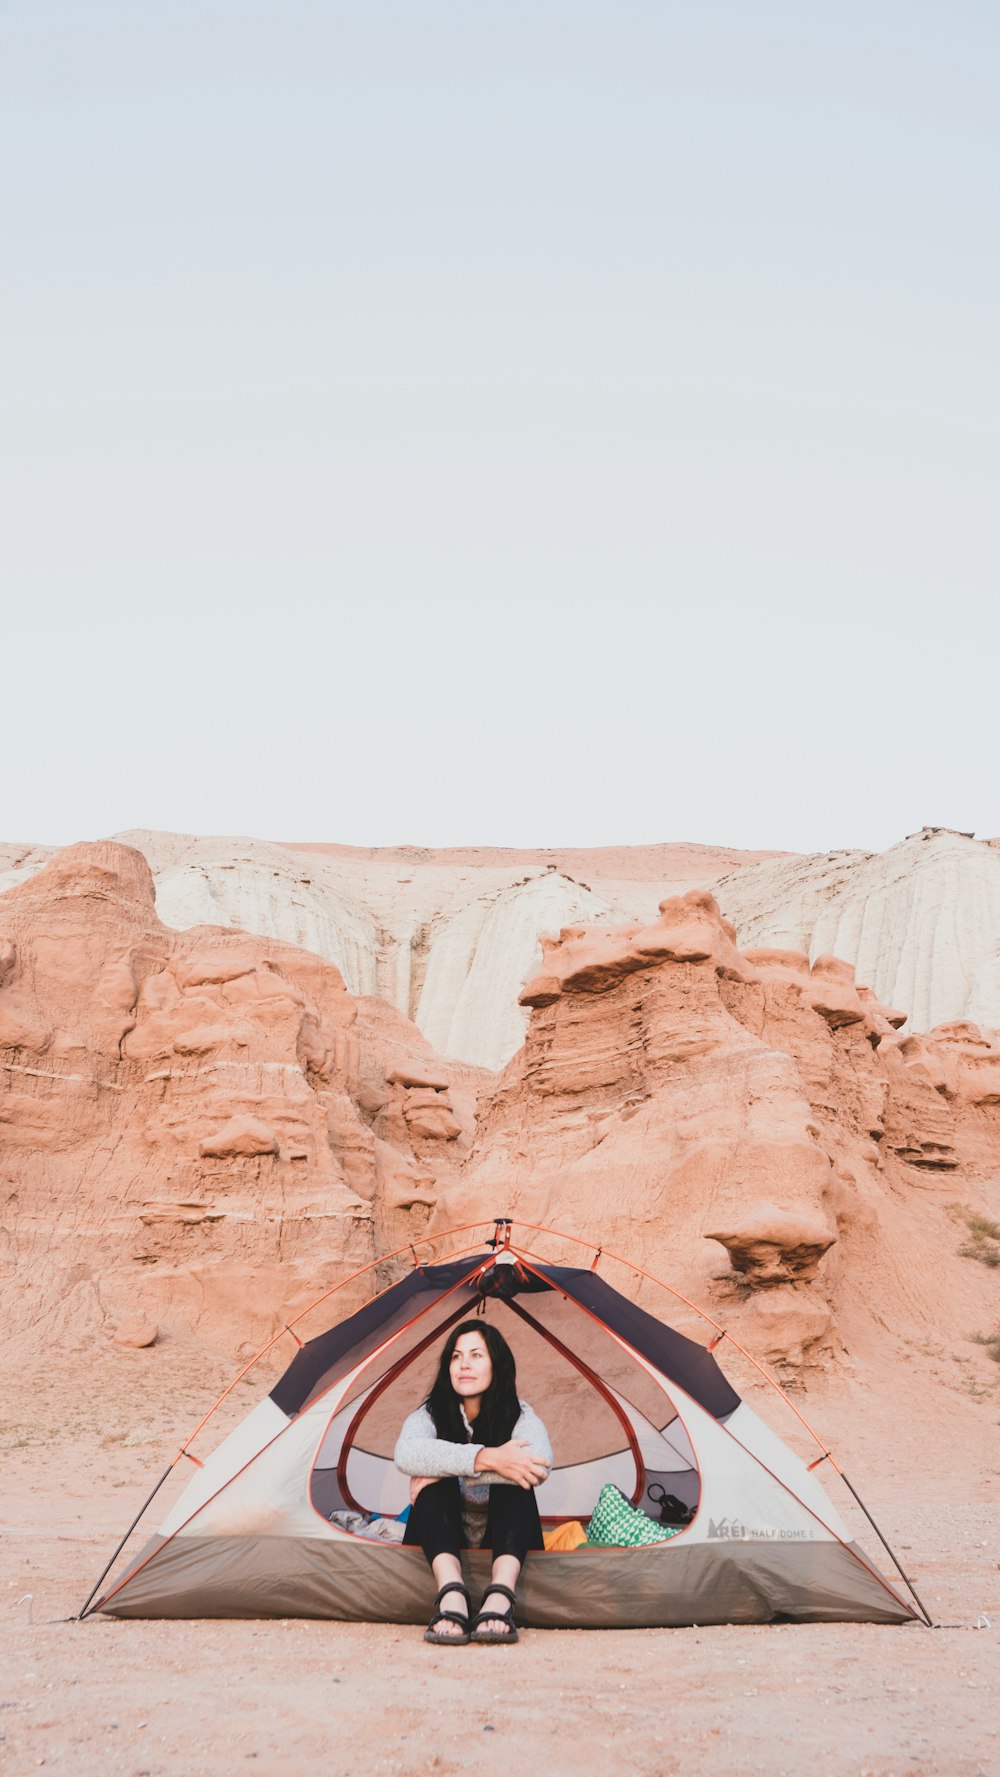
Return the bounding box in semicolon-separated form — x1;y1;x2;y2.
77;1461;176;1622
838;1470;934;1627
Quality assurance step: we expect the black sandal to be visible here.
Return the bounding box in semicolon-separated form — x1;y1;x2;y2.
423;1580;472;1645
471;1582;519;1645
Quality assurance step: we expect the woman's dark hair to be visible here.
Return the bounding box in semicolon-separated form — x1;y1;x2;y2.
426;1320;520;1446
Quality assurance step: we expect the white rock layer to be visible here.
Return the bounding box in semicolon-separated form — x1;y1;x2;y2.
716;829;1000;1034
417;872;625;1070
148;842;380;1001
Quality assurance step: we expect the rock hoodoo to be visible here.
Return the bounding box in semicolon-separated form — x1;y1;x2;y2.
434;888;1000;1376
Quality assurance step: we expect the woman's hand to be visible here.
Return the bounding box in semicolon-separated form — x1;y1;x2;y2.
476;1439;551;1489
409;1476;435;1505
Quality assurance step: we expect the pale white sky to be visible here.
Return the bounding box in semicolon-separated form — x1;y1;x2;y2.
2;1;997;854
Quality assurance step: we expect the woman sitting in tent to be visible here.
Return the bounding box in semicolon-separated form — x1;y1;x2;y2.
394;1320;552;1644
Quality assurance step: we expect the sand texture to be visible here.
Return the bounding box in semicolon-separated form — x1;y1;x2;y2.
2;1345;998;1776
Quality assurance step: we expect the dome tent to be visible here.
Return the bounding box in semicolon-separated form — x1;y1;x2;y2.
83;1220;924;1628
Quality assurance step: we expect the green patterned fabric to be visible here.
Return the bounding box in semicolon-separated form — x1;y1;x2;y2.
586;1484;683;1548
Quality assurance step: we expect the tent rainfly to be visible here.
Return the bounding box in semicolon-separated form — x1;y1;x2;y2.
83;1220;927;1628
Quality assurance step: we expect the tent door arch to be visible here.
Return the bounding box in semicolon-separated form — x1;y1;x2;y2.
309;1292;686;1527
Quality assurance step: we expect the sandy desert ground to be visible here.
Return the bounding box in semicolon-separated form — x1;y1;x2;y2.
4;1341;998;1777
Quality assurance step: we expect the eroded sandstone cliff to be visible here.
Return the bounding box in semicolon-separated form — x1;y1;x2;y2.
433;888;1000;1380
3;849;999;1391
0;842;484;1359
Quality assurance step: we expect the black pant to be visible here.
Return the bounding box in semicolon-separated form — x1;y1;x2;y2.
403;1477;544;1566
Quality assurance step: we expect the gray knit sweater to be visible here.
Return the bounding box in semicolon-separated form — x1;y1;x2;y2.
394;1400;552;1541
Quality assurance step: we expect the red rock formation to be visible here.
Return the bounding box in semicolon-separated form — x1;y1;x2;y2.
4;856;1000;1382
0;843;484;1358
434;890;1000;1376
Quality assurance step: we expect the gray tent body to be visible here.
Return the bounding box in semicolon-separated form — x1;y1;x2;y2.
94;1253;916;1627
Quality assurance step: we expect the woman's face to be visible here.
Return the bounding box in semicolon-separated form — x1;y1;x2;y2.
449;1331;493;1403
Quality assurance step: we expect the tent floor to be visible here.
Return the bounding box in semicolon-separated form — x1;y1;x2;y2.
95;1534;916;1627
